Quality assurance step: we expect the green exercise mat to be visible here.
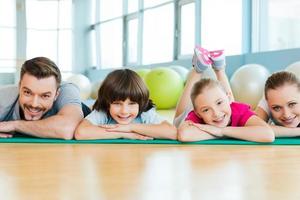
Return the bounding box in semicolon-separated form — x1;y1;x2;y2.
0;137;299;145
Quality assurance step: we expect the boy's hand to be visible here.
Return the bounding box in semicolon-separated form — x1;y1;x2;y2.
99;124;132;133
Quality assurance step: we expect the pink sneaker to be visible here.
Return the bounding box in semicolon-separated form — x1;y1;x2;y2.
192;46;212;73
209;50;226;70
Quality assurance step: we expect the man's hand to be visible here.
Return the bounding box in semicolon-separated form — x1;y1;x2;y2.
0;121;16;138
0;121;16;133
0;133;13;138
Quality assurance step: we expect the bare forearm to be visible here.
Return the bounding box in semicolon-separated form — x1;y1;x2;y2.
75;122;154;140
222;126;274;142
75;125;123;140
178;123;217;142
131;122;177;140
215;69;234;101
175;69;201;118
14;115;79;139
271;125;300;137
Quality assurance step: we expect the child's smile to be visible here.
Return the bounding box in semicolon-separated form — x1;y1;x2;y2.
109;98;139;125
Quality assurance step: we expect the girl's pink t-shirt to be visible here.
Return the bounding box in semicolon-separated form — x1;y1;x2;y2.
185;102;255;126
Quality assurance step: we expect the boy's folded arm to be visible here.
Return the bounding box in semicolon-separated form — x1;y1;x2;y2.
74;119;122;140
75;119;153;140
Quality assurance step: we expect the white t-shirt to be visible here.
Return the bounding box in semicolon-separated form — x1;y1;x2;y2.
257;96;271;116
257;96;280;125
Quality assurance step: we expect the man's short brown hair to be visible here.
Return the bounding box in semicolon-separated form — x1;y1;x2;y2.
20;57;61;87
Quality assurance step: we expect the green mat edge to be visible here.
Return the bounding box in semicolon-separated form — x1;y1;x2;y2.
0;137;299;145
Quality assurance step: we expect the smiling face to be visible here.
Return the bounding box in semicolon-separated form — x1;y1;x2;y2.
266;84;300;127
194;86;232;127
109;98;139;124
19;73;59;121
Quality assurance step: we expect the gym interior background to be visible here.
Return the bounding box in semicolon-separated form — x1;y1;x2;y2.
1;0;300;113
1;1;300;199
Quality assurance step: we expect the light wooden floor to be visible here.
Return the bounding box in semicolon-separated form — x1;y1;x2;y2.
1;144;300;200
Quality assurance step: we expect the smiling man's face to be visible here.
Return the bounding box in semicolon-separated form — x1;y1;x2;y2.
18;73;59;121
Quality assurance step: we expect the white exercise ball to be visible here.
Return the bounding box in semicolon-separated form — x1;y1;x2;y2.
61;72;75;82
67;74;92;100
230;64;270;109
170;65;189;83
285;61;300;79
90;80;102;99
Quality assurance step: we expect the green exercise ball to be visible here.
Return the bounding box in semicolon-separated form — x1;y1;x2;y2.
145;67;184;109
135;68;151;81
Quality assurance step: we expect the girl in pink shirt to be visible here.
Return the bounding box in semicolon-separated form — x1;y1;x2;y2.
175;46;274;142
